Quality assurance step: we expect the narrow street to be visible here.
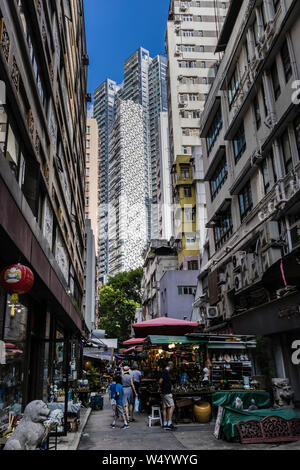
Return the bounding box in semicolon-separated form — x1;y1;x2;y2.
78;395;300;451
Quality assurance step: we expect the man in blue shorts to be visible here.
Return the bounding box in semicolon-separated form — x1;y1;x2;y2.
111;376;129;429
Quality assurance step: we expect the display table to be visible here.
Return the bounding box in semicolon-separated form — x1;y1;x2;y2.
221;407;300;442
47;401;81;414
212;391;270;409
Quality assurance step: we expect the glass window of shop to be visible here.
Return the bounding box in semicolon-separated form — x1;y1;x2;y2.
0;289;28;432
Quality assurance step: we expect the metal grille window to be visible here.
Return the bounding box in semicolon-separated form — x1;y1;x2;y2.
233;123;246;163
281;40;292;83
239;181;253;221
281;129;293;174
253;95;261;130
228;68;239;108
271;61;281;100
207;106;223;154
210;156;228;200
214;212;233;250
262;159;271;194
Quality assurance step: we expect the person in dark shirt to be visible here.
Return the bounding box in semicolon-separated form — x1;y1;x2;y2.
159;361;177;431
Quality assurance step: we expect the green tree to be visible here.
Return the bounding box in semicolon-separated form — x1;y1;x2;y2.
106;267;143;304
98;268;143;343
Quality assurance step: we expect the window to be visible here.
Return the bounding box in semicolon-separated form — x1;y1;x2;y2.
178;286;196;295
253;95;261;129
239;181;253;221
183;15;193;21
252;17;259;46
233;123;246;163
184;207;195;222
293;115;300;157
273;0;281;13
228;68;239;108
214;211;233;250
183;186;192;197
183;30;194;37
188;260;198;270
186;234;196;246
271;62;281;100
262;159;271;194
281;40;292;82
270;147;278;183
210;156;228;200
198;31;203;37
281;130;293;174
261;82;268;116
200;61;206;68
207;106;223;154
180;166;190;179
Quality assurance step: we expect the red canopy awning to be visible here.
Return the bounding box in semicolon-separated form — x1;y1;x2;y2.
123;346;137;354
123;338;145;345
132;317;199;338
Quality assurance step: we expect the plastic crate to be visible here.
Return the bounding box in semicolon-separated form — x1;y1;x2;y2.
90;395;103;410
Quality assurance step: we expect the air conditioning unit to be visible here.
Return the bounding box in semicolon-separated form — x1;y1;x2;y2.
178;75;183;81
234;272;242;292
261;247;282;272
206;306;219;320
260;221;280;249
232;251;246;272
175;50;181;56
178;102;186;108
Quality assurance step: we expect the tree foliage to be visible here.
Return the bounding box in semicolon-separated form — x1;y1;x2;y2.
98;268;143;343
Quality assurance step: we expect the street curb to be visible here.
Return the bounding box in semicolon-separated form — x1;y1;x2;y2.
72;407;92;451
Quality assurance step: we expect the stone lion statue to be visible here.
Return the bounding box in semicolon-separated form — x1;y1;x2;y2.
272;378;295;408
4;400;50;450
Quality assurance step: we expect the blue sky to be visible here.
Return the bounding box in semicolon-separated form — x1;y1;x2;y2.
84;0;170;95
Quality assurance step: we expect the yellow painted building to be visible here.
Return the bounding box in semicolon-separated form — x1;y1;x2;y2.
172;155;200;266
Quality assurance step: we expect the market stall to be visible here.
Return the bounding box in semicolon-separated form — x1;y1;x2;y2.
137;333;259;424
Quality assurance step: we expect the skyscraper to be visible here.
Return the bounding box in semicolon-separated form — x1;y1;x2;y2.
85;118;100;255
108;99;147;275
148;55;169;238
166;0;228;268
93;79;119;285
119;47;152;241
94;48;169;279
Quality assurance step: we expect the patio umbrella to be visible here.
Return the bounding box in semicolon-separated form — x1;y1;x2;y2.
132;317;199;338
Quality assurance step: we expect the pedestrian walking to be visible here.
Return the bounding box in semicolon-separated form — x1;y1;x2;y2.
159;361;177;431
122;365;137;423
110;376;129;429
109;376;117;418
132;364;142;398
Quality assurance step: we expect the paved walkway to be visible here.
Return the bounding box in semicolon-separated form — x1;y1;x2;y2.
78;395;300;451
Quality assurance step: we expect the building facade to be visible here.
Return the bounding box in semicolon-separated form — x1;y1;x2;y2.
148;55;169;238
0;0;89;431
160;269;199;320
166;0;229;266
197;0;300;404
157;112;173;241
108;99;148;276
85;118;100;255
93;79;119;285
141;240;178;320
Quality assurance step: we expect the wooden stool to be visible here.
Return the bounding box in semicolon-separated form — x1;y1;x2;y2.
148;405;162;427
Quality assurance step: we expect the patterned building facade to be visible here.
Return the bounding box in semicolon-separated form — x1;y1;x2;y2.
0;0;88;429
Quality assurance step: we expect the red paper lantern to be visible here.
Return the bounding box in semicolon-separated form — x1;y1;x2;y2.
0;264;34;295
0;264;34;317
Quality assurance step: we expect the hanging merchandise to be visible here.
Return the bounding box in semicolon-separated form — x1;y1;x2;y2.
0;264;34;317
